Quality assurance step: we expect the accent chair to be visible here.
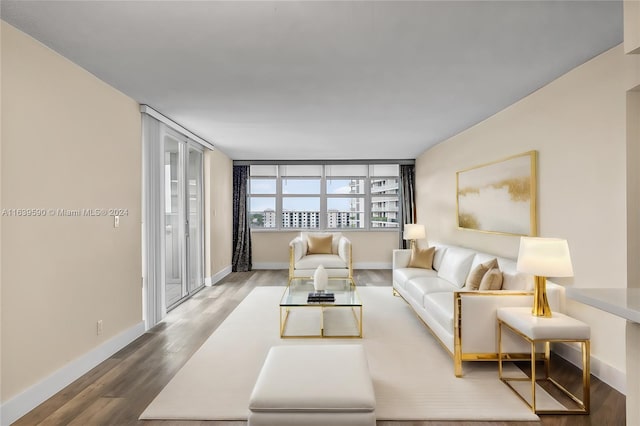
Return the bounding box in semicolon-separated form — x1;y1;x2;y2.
288;232;352;280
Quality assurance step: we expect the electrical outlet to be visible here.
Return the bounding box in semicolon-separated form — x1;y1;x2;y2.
97;320;103;336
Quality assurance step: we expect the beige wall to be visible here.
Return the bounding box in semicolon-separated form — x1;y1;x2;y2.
629;89;640;289
1;22;142;401
416;45;638;377
627;0;640;289
625;0;640;54
252;231;399;269
208;149;233;277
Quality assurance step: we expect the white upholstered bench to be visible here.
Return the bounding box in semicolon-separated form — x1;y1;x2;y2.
248;345;376;426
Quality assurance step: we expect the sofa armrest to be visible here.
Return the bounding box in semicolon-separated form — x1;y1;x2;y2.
451;283;565;375
338;236;352;263
392;249;411;270
450;290;534;376
289;237;305;263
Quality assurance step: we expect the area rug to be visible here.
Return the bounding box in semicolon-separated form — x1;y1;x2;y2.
140;286;549;421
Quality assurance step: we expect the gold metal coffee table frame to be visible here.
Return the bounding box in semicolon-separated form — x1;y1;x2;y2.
280;277;362;338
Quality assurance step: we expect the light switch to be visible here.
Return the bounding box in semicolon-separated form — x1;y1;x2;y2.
114;215;120;228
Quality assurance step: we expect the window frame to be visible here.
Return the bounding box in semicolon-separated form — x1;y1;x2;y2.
247;163;402;232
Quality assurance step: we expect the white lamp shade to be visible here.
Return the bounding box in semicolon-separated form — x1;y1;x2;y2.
403;224;426;240
516;237;574;277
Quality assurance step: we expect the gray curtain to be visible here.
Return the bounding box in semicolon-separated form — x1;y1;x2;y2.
232;165;252;272
399;164;416;249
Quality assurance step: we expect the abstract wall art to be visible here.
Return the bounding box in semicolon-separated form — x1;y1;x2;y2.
456;151;537;236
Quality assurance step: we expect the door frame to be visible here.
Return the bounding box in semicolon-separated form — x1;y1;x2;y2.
142;114;206;330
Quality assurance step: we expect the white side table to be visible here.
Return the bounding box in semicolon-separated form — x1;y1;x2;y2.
496;307;590;414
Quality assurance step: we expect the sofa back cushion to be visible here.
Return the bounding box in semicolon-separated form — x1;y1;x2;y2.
432;247;447;271
502;271;534;290
437;247;476;288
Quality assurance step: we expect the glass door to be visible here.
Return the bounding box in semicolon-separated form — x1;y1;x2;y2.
163;133;204;310
164;135;185;308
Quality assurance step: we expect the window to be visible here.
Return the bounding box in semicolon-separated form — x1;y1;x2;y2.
248;164;400;230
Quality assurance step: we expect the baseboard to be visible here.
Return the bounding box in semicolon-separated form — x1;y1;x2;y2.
206;265;232;286
251;262;392;270
554;341;626;394
354;262;391;270
252;262;288;270
1;321;146;426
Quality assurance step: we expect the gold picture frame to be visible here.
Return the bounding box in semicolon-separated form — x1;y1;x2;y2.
456;151;537;236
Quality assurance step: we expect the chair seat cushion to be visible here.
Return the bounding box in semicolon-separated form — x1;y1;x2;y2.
296;254;347;270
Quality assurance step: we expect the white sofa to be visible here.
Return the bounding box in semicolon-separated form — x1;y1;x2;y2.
289;232;352;280
393;243;564;377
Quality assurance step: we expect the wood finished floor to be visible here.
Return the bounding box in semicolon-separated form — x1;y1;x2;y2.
14;270;626;426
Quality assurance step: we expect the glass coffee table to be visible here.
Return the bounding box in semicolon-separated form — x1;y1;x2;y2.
280;277;362;338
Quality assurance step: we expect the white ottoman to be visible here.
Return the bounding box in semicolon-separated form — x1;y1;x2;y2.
248;345;376;426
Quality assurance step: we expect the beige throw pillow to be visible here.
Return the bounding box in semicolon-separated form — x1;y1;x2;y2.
408;246;435;269
465;258;498;290
307;234;333;254
479;268;503;290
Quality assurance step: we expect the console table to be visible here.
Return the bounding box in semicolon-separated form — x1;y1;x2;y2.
566;288;640;424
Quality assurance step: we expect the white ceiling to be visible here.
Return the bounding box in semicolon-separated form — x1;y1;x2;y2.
1;1;622;160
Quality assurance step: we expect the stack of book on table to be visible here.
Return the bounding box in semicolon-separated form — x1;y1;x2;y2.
307;292;335;303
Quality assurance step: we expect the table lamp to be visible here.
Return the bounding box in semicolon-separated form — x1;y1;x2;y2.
403;224;426;250
516;237;574;317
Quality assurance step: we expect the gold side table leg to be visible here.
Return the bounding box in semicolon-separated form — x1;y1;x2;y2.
530;339;537;412
498;320;504;379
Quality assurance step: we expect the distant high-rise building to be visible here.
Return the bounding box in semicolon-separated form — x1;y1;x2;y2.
282;211;320;228
369;178;399;228
327;209;351;228
263;209;276;228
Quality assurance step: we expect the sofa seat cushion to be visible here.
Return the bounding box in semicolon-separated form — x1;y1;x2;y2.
295;254;347;270
393;268;437;289
405;277;457;304
423;292;455;332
